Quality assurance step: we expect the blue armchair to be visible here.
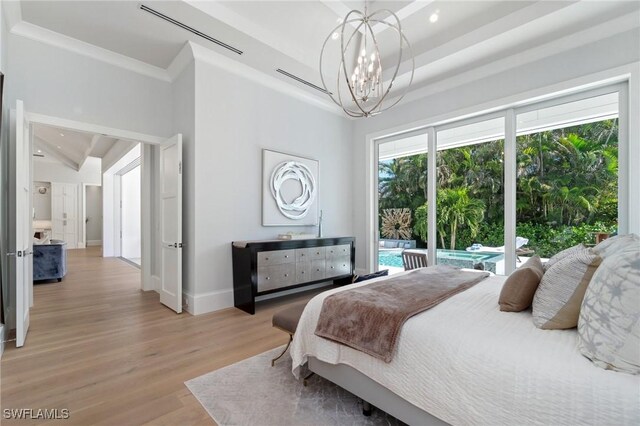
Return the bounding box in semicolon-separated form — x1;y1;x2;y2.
33;240;67;282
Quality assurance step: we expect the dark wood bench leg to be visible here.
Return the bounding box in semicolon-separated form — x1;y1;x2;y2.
271;334;292;367
362;401;373;416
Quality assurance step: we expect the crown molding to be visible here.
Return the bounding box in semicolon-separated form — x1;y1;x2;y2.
10;21;171;82
188;41;344;118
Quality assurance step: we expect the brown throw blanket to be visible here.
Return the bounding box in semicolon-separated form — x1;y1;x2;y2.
314;265;489;362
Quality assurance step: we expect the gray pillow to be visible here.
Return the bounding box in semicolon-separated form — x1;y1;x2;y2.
543;243;585;272
578;248;640;374
532;247;601;329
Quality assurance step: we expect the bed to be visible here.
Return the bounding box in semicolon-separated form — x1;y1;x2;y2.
290;271;640;425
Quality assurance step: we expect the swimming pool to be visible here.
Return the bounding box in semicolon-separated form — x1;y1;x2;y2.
378;249;504;272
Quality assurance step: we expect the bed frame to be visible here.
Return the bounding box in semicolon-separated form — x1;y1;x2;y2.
308;357;449;425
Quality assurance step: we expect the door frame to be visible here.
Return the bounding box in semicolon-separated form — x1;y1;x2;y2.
116;157;142;265
24;112;168;292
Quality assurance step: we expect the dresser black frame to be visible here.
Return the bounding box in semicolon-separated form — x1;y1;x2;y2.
231;237;355;314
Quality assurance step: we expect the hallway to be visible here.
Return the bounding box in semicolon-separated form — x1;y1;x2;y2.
1;247;312;424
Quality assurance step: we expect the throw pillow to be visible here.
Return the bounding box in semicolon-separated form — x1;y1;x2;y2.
499;255;544;312
532;248;601;329
592;233;640;259
543;243;585;272
578;248;640;374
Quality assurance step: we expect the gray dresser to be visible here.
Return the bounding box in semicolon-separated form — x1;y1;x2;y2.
232;237;355;314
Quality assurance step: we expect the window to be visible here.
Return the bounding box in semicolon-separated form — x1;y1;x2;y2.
371;84;627;275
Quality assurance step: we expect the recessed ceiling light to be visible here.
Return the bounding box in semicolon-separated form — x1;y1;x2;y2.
37;149;42;153
331;32;339;40
430;12;439;23
60;133;65;137
57;146;61;149
336;18;343;24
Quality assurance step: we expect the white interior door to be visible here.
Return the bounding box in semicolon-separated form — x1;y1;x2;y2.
159;134;182;313
11;100;32;347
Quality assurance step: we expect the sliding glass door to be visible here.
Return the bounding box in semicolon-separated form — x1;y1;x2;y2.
436;116;506;274
376;133;428;274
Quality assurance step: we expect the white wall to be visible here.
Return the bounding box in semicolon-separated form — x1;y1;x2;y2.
185;50;353;314
33;156;101;185
5;32;172;137
85;185;102;243
121;166;141;260
351;29;640;271
103;144;140;257
32;181;51;220
171;60;195;298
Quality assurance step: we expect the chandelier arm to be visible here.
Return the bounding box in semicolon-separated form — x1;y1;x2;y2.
359;17;387;114
319;31;345;107
335;58;361;117
363;10;404;114
340;11;370;117
362;21;415;114
319;17;365;107
376;32;415;113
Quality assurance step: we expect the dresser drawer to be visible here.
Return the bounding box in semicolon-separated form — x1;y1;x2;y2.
257;264;295;292
326;257;351;277
295;248;312;262
308;246;326;260
296;259;327;283
326;244;351;259
257;249;295;267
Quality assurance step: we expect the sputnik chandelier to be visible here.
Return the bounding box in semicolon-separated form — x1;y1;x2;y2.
320;1;414;118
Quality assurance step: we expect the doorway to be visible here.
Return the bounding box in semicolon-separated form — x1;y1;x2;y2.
5;102;184;347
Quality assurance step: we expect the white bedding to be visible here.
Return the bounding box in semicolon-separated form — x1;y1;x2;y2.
291;272;640;425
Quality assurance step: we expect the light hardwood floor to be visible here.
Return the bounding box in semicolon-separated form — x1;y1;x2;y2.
1;247;324;425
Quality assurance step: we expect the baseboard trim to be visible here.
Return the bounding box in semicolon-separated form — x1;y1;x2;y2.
151;275;161;293
183;289;234;315
77;242;86;249
87;240;102;246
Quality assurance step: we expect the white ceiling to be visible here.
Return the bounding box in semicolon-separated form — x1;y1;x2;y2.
12;1;640;111
33;123;128;171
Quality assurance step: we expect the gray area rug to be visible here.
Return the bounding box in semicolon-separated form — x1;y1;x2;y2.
185;346;402;426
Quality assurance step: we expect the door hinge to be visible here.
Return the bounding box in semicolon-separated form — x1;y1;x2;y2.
178;161;182;175
172;242;183;248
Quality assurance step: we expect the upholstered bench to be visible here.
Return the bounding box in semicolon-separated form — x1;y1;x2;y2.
271;301;308;366
270;270;390;367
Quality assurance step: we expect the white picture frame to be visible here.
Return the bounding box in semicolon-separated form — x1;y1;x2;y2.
262;149;319;226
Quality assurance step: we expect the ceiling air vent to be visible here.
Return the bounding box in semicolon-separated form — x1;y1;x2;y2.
140;4;242;55
276;69;331;95
33;153;45;158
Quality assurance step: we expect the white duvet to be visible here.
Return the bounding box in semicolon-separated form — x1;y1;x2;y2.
291;273;640;426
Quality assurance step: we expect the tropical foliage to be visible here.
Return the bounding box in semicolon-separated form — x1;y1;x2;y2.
378;119;618;257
